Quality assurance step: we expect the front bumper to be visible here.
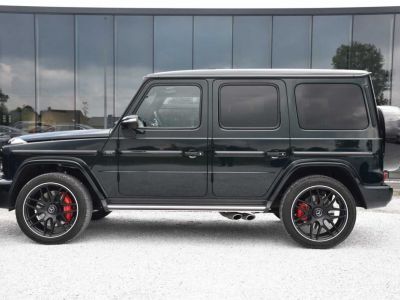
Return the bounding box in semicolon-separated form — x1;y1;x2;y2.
0;177;12;209
359;184;393;209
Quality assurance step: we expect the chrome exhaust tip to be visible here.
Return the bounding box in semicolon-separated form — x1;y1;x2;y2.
220;212;242;220
242;213;256;221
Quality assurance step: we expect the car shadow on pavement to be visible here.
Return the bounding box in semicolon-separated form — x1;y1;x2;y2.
82;216;295;247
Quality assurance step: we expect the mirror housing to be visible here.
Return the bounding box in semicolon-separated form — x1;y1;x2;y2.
121;115;144;131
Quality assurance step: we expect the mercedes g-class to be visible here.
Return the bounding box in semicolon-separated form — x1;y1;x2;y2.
0;69;393;248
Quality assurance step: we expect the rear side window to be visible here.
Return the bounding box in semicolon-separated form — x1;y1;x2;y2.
295;83;369;130
219;85;279;128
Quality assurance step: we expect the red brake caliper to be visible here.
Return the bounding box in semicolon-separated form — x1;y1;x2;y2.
296;202;310;222
62;192;74;222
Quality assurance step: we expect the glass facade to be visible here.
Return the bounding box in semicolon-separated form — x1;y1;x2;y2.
312;15;352;69
1;11;400;132
272;16;312;68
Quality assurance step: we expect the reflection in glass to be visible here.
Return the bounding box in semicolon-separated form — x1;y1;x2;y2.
194;16;232;69
392;15;400;107
0;13;36;131
136;85;201;128
154;16;193;72
312;15;352;69
353;14;394;103
272;16;312;68
37;15;74;131
233;16;272;68
115;16;153;118
77;15;114;129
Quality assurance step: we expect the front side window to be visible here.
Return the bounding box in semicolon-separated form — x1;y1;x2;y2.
136;85;201;128
219;84;279;128
295;83;369;130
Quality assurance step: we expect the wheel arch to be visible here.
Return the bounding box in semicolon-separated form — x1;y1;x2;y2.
8;157;107;211
267;160;366;211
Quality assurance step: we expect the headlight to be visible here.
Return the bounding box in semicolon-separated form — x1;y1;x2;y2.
8;137;27;145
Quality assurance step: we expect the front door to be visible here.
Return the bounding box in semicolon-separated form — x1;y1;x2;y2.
117;79;208;199
212;79;290;198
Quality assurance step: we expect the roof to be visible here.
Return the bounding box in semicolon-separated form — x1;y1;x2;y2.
147;69;371;79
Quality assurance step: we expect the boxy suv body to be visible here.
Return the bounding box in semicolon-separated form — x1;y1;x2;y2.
0;69;393;248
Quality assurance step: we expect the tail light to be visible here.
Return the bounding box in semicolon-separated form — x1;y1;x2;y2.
383;170;389;181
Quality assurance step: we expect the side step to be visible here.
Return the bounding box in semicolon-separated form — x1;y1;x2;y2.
107;204;266;212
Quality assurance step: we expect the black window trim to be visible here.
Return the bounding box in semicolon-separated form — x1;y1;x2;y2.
217;82;281;130
294;82;370;131
131;82;203;131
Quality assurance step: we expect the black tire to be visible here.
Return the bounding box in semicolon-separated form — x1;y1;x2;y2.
15;172;93;244
91;210;111;221
280;175;356;249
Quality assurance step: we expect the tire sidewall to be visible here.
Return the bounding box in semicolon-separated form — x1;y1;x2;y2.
280;175;357;249
15;173;92;244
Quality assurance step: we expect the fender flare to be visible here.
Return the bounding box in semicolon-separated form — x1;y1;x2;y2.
266;159;363;210
8;156;107;209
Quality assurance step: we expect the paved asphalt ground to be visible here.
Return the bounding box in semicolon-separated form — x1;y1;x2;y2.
0;198;400;299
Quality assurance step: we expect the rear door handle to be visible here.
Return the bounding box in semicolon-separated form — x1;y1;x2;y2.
266;151;287;159
183;150;204;159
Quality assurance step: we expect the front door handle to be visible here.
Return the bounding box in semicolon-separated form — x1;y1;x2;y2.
266;151;287;159
183;150;204;159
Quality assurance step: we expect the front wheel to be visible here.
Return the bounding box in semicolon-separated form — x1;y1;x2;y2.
15;173;93;244
280;175;356;249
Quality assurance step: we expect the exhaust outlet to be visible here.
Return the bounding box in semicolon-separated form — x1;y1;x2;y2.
242;213;256;221
220;212;242;220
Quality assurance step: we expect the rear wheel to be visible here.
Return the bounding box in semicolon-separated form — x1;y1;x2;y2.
15;173;92;244
280;175;356;249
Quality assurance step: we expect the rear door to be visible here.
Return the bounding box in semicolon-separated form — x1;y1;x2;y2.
211;79;290;198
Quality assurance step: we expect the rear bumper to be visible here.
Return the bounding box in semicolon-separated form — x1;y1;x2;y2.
359;184;393;209
0;178;12;209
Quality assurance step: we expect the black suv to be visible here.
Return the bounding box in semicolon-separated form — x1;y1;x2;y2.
0;69;393;248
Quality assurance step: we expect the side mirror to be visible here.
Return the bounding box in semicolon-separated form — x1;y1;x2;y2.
121;115;144;131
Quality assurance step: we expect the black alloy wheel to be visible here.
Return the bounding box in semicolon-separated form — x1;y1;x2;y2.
280;175;356;249
16;173;92;244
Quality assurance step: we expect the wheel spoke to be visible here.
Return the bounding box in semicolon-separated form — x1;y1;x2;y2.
27;197;47;206
315;223;322;240
29;219;42;228
45;186;53;202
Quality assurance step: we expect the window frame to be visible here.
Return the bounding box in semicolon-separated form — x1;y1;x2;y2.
294;82;370;131
218;82;281;130
132;82;203;130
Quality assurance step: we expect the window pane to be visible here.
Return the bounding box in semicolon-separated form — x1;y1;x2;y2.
219;85;279;128
233;16;272;68
194;16;232;69
136;86;201;128
115;16;153;118
312;15;352;69
77;15;114;129
37;15;74;132
272;16;311;68
295;84;368;130
154;16;192;72
353;14;394;103
0;13;36;133
392;15;400;107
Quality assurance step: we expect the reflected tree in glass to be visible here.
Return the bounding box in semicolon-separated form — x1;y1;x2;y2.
332;42;390;105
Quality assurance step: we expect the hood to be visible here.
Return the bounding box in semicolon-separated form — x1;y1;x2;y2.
19;129;112;143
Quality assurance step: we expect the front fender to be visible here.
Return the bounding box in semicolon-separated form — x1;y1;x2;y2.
8;156;106;210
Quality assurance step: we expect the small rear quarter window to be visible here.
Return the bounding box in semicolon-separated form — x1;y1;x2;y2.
295;83;369;130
